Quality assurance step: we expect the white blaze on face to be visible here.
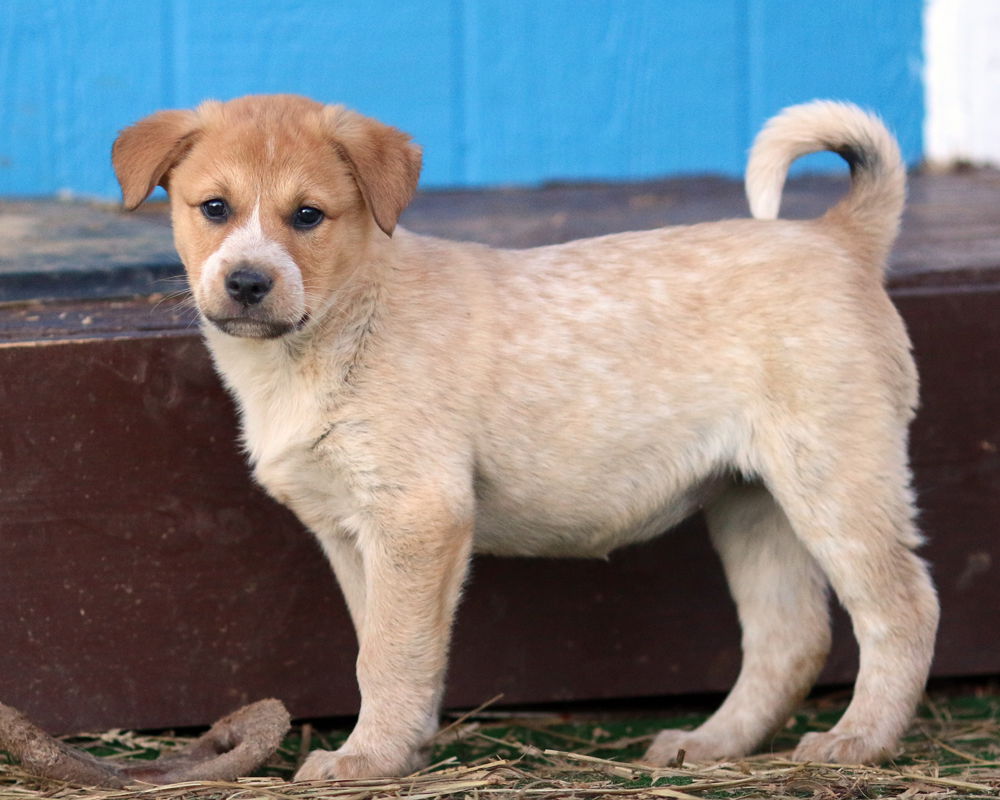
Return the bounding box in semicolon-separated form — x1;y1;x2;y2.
198;200;305;315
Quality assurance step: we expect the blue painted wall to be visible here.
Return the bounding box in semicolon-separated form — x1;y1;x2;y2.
0;1;924;198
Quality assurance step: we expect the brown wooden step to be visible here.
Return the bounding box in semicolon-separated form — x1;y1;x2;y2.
1;171;997;732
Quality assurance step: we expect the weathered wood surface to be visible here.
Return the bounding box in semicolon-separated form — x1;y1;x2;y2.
0;173;997;732
4;170;1000;306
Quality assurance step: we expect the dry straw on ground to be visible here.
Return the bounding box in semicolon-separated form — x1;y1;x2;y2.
2;689;998;800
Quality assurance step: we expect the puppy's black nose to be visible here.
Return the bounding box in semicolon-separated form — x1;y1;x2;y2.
225;269;272;305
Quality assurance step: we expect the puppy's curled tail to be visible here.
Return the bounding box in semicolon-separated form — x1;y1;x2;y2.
746;100;905;263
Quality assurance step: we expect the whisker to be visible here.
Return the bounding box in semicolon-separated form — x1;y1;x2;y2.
152;273;191;289
150;287;195;314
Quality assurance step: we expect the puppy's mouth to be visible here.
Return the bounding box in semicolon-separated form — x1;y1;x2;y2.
207;313;309;339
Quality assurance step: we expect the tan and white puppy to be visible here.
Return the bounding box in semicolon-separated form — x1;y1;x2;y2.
113;96;938;780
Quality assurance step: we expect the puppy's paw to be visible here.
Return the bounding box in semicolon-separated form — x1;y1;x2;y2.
643;728;749;765
792;730;896;765
294;750;393;782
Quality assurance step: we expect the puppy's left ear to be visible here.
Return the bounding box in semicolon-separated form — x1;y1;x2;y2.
324;105;422;236
112;109;201;210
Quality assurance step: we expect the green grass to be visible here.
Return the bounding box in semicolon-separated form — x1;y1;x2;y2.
2;687;999;799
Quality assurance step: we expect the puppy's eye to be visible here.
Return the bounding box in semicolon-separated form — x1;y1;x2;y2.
293;206;324;229
201;198;230;222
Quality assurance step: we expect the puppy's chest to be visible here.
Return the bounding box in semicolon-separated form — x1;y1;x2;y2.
212;343;362;530
242;391;363;531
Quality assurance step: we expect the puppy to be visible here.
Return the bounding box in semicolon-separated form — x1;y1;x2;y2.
113;95;938;780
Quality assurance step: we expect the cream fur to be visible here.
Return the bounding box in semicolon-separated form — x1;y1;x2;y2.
112;96;938;780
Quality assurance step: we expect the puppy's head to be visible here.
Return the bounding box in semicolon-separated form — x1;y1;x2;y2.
113;95;421;338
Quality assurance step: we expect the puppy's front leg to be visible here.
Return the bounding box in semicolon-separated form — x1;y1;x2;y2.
316;532;367;637
295;501;473;782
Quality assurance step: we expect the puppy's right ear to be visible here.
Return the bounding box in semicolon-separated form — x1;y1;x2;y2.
112;110;200;210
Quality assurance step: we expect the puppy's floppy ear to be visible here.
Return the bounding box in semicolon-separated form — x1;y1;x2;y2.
323;105;422;236
112;109;200;210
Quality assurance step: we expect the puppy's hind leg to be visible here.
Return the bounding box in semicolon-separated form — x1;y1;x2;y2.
644;484;831;764
760;416;938;764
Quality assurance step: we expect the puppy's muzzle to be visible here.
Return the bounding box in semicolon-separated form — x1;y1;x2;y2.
226;268;273;306
207;265;302;339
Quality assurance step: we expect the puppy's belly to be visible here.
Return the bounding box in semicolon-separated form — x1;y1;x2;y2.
472;473;723;558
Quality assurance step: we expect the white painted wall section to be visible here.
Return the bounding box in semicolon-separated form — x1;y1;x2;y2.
925;0;1000;167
